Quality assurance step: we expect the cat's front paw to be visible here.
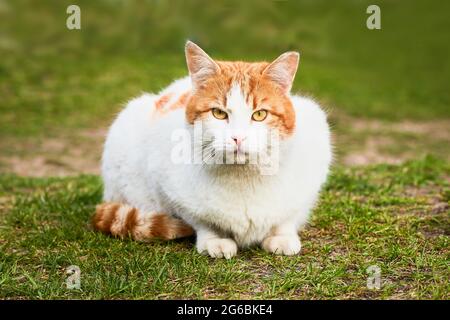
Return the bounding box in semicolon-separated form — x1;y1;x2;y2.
262;235;301;256
197;238;238;259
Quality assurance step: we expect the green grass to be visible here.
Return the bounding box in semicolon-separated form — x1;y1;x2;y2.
0;156;448;299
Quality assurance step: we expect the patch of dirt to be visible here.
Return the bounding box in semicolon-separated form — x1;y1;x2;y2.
0;128;106;177
342;136;404;166
350;119;450;138
404;185;449;207
431;202;449;215
338;118;450;166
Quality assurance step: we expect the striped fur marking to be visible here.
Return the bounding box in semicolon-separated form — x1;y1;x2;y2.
93;203;194;241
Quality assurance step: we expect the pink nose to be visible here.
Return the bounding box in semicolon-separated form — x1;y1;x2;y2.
232;136;246;146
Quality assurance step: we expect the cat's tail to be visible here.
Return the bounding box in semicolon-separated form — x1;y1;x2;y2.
92;202;194;241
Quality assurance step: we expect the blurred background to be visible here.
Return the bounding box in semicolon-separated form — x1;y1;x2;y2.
1;0;449;176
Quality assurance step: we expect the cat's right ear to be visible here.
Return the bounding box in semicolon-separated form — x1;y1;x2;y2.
185;41;220;90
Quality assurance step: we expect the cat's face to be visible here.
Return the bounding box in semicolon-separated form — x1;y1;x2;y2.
185;41;299;164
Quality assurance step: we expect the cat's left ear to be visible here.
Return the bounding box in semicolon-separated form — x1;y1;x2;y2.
185;41;220;90
262;51;300;93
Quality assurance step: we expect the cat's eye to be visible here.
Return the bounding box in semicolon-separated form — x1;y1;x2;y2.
212;108;228;120
252;110;268;122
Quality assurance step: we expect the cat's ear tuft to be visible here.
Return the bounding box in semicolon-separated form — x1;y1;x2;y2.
262;51;300;93
185;41;220;90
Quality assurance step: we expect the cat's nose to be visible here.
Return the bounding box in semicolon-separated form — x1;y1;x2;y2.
231;136;246;147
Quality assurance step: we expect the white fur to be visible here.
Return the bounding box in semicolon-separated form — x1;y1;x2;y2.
101;76;332;258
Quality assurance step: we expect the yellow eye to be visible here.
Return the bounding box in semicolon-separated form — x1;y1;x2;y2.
252;110;268;122
212;108;228;120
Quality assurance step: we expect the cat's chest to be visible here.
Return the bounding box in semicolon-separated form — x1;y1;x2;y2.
174;174;296;237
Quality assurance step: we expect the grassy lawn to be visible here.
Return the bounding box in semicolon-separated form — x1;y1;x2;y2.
0;0;449;299
0;156;448;299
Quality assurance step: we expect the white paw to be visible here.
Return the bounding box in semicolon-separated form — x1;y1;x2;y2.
197;238;238;259
262;235;301;256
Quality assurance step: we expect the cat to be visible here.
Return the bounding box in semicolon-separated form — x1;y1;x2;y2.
93;41;332;259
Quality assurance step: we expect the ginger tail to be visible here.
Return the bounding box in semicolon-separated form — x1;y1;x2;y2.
93;202;194;240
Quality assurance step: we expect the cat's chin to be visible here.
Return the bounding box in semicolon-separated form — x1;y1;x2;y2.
202;151;269;177
204;162;263;179
225;149;258;165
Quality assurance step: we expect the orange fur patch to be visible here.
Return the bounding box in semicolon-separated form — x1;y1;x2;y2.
155;93;173;110
123;207;137;237
169;92;191;111
153;92;191;119
149;214;194;240
93;203;120;234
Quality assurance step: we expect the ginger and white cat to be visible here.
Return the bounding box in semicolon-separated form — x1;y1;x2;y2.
93;41;332;259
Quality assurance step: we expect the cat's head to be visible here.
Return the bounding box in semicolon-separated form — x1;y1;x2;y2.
185;41;299;165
